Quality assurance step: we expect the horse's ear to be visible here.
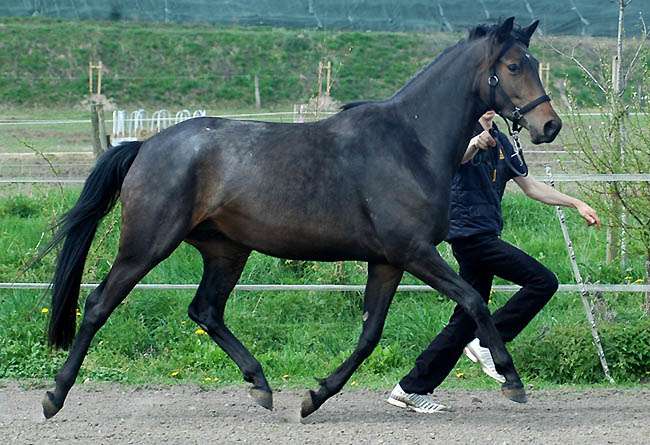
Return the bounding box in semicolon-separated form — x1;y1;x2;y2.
523;20;540;41
496;17;515;42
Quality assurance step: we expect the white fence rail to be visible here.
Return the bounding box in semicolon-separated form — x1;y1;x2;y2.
0;110;335;130
1;282;648;293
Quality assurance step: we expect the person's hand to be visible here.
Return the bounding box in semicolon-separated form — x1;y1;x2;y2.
463;130;498;164
576;201;601;229
473;130;496;150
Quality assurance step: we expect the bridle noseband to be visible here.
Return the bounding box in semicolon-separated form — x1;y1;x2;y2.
487;38;550;134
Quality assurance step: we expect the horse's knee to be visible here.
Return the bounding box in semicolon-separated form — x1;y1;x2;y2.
462;291;491;321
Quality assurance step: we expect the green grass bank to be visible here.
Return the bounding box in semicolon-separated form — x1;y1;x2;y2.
1;16;644;110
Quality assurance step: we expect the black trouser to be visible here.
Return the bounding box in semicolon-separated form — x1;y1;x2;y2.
399;234;558;395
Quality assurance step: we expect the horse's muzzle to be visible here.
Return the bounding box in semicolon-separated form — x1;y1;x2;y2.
544;118;562;141
531;118;562;144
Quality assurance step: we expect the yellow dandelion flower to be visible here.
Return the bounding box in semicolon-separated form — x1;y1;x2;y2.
350;381;358;386
41;308;49;314
181;321;186;325
456;372;465;378
625;276;633;280
76;310;82;317
171;371;180;377
204;377;212;382
98;340;104;345
634;279;645;284
282;374;290;379
195;329;206;335
213;377;219;382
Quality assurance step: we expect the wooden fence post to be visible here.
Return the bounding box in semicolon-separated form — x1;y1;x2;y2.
89;60;108;160
89;61;103;95
90;103;109;160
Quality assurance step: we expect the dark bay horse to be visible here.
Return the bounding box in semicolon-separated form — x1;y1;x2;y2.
40;17;561;419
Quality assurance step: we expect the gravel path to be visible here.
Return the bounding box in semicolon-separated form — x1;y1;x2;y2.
1;382;649;444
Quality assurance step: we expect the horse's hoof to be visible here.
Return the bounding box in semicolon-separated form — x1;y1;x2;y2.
249;387;273;410
300;390;317;418
501;383;527;404
42;391;62;419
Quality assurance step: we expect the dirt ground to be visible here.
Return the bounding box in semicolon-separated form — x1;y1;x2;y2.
1;382;648;444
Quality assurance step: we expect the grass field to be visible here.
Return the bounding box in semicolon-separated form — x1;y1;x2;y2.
1;185;648;388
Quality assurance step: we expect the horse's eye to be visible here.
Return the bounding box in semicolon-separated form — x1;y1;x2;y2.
507;64;520;73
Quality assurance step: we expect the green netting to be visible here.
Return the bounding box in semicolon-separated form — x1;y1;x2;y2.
2;1;649;36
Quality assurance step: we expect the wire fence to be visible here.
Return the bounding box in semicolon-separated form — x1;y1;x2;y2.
1;112;647;127
2;0;649;36
2;111;648;186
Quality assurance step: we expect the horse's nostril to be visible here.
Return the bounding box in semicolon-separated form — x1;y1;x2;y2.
544;119;562;140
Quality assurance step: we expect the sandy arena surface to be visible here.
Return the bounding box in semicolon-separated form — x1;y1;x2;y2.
1;382;649;444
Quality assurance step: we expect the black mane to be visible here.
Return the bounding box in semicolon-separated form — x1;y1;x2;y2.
342;19;532;111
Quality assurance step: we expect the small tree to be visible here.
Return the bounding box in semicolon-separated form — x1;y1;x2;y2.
547;1;650;312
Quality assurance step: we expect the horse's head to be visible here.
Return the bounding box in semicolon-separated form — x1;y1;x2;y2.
475;17;561;144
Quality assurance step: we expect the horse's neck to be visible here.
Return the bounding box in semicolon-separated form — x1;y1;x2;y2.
391;40;487;170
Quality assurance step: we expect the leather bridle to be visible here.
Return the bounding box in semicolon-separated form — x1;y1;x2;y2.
487;38;550;133
483;37;550;176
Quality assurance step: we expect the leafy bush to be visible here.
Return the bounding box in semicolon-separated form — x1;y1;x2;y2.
0;195;41;218
513;318;650;383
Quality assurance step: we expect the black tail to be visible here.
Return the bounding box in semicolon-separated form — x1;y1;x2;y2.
37;141;142;349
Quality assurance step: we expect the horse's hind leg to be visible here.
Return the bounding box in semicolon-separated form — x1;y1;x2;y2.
43;221;186;419
404;246;526;404
301;263;403;417
186;239;273;409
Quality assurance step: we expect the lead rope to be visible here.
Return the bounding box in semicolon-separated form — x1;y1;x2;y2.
496;116;528;177
508;128;525;173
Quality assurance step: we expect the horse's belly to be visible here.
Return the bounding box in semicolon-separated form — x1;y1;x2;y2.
212;213;383;262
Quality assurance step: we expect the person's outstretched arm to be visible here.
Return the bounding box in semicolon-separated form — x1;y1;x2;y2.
513;175;601;228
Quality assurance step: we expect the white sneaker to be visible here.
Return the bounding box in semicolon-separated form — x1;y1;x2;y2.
386;384;450;413
463;338;506;383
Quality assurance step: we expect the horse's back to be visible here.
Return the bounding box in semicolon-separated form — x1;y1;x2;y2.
118;116;376;259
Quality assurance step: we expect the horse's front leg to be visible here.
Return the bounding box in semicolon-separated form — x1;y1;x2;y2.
301;263;403;418
404;245;526;404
